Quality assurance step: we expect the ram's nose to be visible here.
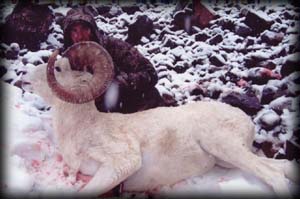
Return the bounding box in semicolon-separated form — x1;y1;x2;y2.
21;73;33;93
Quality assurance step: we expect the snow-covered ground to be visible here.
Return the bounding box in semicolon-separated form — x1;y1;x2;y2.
1;1;299;197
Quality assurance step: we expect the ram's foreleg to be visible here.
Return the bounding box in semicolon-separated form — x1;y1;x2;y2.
79;153;142;196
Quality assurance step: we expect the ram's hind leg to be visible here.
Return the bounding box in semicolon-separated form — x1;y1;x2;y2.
199;137;291;195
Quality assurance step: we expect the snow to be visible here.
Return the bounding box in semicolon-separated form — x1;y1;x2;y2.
23;50;52;64
259;109;281;127
1;1;299;197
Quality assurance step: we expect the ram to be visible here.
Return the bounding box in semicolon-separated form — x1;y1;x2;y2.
27;41;296;196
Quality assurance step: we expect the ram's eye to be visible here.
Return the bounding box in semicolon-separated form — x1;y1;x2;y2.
55;66;61;72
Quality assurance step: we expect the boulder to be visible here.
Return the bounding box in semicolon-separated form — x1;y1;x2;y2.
194;32;209;42
261;85;287;105
221;91;262;116
260;30;284;45
257;60;276;70
0;66;7;78
234;23;253;37
243;9;274;36
208;34;223;45
96;5;111;16
1;2;54;51
121;6;141;15
161;93;177;106
209;54;226;67
126;15;154;45
280;53;300;78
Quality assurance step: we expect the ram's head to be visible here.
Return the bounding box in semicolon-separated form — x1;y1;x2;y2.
25;41;114;104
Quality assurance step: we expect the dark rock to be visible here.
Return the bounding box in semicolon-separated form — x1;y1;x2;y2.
209;54;226;67
244;55;268;68
275;17;282;24
235;23;253;37
192;58;204;66
173;62;189;73
0;66;7;78
163;37;178;49
221;91;262;115
209;90;221;99
96;6;111;16
293;76;300;84
245;37;255;46
5;50;18;60
161;93;177;106
280;53;300;77
126;15;154;45
271;47;287;59
54;12;65;27
190;87;204;96
244;9;274;36
41;56;49;63
289;41;300;54
194;32;209;42
83;5;99;17
261;85;287;105
261;30;284;45
1;2;54;51
121;6;141;15
208;34;223;45
282;10;295;20
158;28;173;40
22;58;28;65
258;60;276;70
225;71;240;83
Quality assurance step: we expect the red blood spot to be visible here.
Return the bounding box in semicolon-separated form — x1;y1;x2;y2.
261;68;281;79
31;160;40;168
56;154;63;162
63;164;71;177
76;172;92;183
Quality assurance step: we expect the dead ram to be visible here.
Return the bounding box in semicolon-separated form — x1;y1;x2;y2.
26;41;296;197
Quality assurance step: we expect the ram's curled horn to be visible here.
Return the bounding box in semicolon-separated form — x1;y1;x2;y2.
47;41;114;104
